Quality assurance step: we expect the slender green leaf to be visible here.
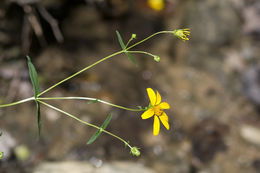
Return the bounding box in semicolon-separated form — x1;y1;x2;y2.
116;31;137;67
27;56;41;137
36;101;41;138
88;99;99;104
87;113;113;145
27;56;40;97
116;30;126;49
125;51;137;66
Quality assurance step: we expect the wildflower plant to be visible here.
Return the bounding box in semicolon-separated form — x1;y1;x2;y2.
0;29;190;157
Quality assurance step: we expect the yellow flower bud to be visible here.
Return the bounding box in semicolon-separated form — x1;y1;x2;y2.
173;28;191;42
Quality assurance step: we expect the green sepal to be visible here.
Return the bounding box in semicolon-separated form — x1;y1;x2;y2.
87;113;113;145
87;99;99;104
116;31;137;67
137;106;143;110
27;56;41;138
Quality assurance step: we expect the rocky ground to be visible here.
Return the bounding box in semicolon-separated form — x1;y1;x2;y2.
0;0;260;173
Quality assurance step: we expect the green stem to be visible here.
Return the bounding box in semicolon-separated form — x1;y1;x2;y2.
125;37;133;48
38;100;132;149
0;97;35;108
38;97;144;112
38;31;173;97
127;50;155;57
126;31;173;51
37;50;124;97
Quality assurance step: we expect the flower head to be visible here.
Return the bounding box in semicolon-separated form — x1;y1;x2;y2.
147;0;165;11
173;28;191;42
141;88;170;135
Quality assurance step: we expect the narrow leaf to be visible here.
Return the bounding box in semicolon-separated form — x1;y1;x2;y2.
36;101;41;138
88;99;99;104
27;56;40;97
87;113;113;145
125;51;137;66
116;30;126;49
116;31;137;67
27;56;41;137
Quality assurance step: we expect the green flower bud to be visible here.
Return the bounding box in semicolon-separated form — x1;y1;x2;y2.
153;55;160;62
130;147;140;156
131;34;137;39
0;152;3;159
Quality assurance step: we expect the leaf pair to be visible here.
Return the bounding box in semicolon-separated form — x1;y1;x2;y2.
27;56;41;138
116;31;137;67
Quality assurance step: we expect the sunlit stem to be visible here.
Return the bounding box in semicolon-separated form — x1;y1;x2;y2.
37;50;124;97
127;51;156;57
0;97;34;108
37;100;132;149
125;38;133;48
126;31;173;51
37;31;174;97
38;97;145;111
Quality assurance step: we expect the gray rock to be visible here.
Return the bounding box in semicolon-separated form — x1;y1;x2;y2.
183;0;240;45
33;161;157;173
242;66;260;106
240;124;260;146
0;130;16;160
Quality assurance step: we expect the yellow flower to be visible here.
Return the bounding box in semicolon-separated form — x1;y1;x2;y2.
147;0;165;11
173;28;191;42
141;88;170;136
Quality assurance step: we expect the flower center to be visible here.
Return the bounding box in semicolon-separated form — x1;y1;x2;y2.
154;106;163;116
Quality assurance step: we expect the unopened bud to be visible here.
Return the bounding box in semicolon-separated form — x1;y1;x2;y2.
131;34;137;39
153;55;160;62
130;147;140;156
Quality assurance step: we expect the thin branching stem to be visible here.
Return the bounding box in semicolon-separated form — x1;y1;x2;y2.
38;97;145;112
0;97;34;108
38;100;132;149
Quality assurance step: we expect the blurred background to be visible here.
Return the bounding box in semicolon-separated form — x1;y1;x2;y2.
0;0;260;172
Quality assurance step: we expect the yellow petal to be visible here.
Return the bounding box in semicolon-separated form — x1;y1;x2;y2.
147;88;156;106
153;116;160;136
156;91;161;105
159;102;170;109
159;112;170;130
141;108;154;119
